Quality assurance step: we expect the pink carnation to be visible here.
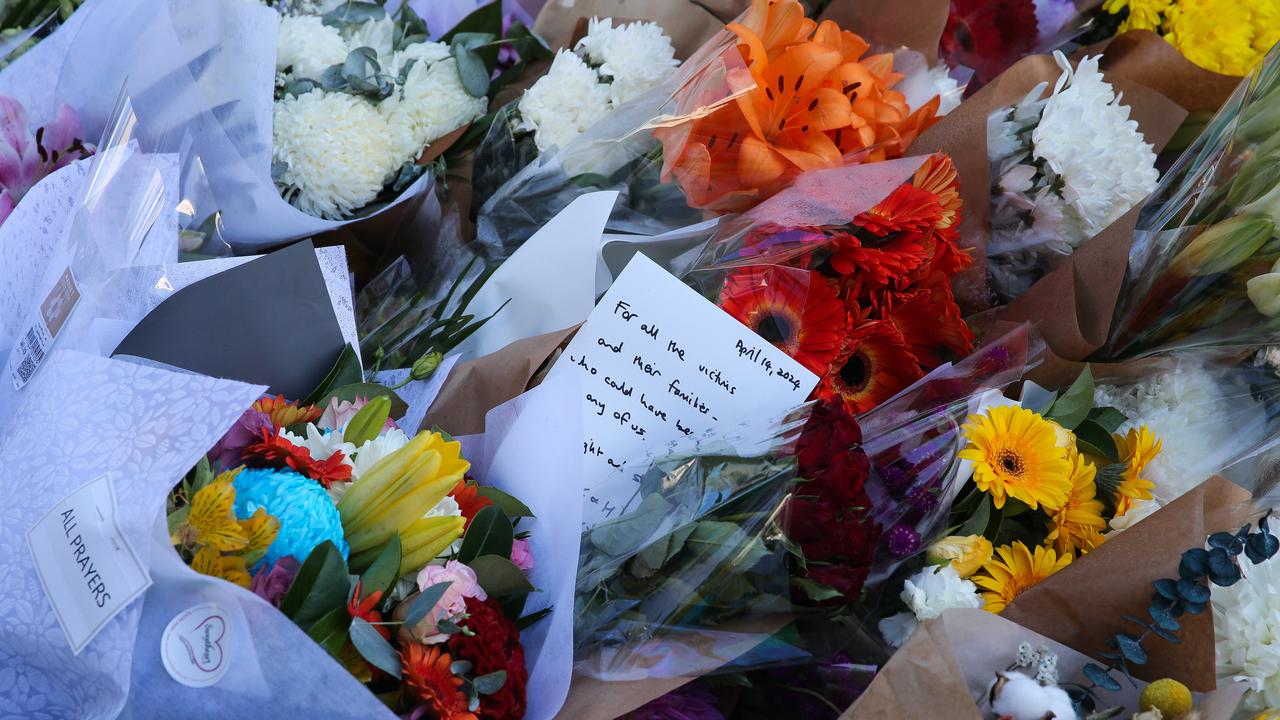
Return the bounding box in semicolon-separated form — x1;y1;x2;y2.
510;538;534;573
411;560;488;644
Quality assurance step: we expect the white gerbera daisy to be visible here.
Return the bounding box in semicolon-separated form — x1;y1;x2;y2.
276;15;349;80
576;18;678;108
379;55;487;159
1214;552;1280;712
516;50;613;153
273;90;409;219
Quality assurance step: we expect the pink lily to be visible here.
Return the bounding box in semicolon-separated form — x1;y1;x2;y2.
0;97;91;225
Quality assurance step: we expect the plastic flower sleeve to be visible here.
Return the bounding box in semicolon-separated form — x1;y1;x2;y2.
572;410;812;682
1104;45;1280;358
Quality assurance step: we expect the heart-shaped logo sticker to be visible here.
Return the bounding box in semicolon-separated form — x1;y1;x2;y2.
162;602;232;687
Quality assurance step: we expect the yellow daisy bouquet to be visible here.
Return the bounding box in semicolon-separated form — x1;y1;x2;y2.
946;366;1163;613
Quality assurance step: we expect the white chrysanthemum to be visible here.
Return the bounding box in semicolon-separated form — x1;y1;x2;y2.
1094;362;1266;504
1032;52;1158;240
274;90;408;219
388;40;453;77
1214;553;1280;712
516;50;613;153
576;17;678;108
345;17;395;67
281;423;357;467
349;428;411;478
276;15;349;80
379;55;486;160
877;565;981;647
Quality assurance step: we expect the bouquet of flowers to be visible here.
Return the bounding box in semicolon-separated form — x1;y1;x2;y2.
1099;44;1280;358
1100;0;1280;77
171;378;543;719
938;0;1085;87
986;52;1160;303
476;0;949;260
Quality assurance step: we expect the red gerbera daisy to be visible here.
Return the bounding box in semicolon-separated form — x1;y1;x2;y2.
719;266;847;375
815;320;923;414
401;644;477;720
910;153;962;233
829;229;930;288
242;428;353;488
347;580;388;640
449;479;493;529
885;286;974;367
853;183;944;237
252;395;322;429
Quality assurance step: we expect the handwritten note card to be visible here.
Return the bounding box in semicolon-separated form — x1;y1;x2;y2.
550;254;819;527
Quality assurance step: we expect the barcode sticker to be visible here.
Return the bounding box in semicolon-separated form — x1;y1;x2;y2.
9;268;79;389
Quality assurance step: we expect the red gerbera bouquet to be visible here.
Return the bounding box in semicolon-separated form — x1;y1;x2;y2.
690;152;973;417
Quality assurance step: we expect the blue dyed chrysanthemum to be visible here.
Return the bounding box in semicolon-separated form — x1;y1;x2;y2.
233;467;348;568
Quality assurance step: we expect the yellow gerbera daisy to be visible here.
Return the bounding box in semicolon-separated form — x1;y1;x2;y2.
1046;450;1107;556
1112;426;1161;517
974;541;1072;613
958;406;1073;511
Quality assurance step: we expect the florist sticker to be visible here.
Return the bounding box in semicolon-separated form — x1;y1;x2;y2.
161;603;233;688
27;473;151;654
552;254;819;526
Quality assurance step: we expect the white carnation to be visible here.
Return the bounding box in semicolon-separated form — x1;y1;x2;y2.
273;90;409;219
276;15;349;80
1032;52;1158;240
1214;552;1280;712
517;49;613;153
576;17;678;108
877;565;981;647
380;55;487;160
1093;362;1266;505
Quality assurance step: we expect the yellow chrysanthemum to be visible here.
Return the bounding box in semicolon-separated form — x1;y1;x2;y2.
1105;0;1173;31
973;541;1072;613
1113;426;1161;517
958;406;1073;511
1046;450;1108;556
1103;0;1280;76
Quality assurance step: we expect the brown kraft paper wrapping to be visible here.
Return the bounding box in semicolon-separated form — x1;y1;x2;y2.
844;608;1245;719
818;0;950;63
1098;30;1244;113
420;325;578;436
1003;476;1254;691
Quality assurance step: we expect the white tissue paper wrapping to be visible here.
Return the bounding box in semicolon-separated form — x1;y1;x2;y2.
0;0;434;250
458;370;584;720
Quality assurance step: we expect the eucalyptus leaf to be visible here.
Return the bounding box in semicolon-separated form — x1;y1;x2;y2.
1083;663;1121;691
321;1;386;28
403;581;453;628
350;617;403;678
1116;634;1148;665
959;493;992;537
457;506;514;564
270;160;290;182
440;1;502;43
473;670;507;695
453;44;489;97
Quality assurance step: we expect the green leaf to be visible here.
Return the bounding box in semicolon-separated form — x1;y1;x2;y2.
505;21;552;61
167;505;191;539
302;344;363;406
403;581;453;628
306;606;351;657
469;554;535;597
791;576;842;602
515;607;552;631
457;506;514;564
350;617;403;679
632;524;696;578
321;1;386;27
440;1;502;43
360;534;402;600
344;395;392;446
1074;421;1120;464
1086;406;1128;433
1045;365;1094;430
588;493;672;556
473;670;507;695
279;541;350;628
191;456;214;491
476;486;534;518
453;44;490;97
959;494;992;537
320;382;409;421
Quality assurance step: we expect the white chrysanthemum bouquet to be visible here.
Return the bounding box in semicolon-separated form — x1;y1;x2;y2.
270;2;487;220
986;51;1159;302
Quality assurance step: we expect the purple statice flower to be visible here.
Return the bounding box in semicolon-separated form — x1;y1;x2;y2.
249;556;301;608
622;683;723;720
886;524;921;558
208;407;273;470
0;98;90;225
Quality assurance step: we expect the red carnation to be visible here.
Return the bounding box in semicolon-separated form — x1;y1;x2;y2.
446;597;528;720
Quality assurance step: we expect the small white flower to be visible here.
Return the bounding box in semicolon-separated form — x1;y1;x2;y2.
878;611;918;648
273;90;410;219
877;565;981;647
1214;551;1280;712
576;18;678;108
1108;497;1160;532
380;54;487;160
276;15;349;80
516;50;613;153
1015;641;1036;668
